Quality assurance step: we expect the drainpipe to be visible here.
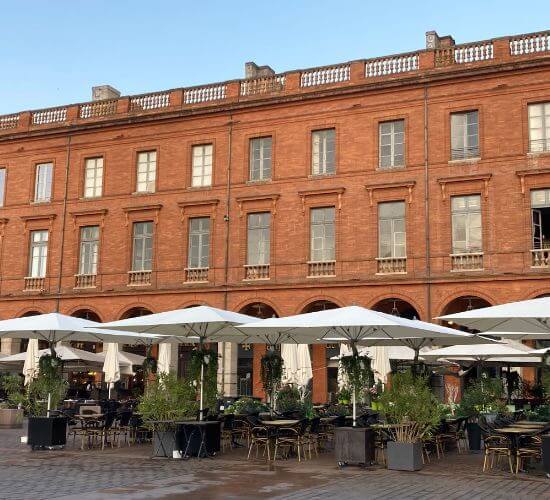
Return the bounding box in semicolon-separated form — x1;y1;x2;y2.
55;135;72;313
423;85;432;320
220;116;233;396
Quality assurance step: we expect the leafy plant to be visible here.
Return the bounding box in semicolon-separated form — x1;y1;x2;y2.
224;397;268;415
0;374;24;409
340;352;374;404
260;349;283;410
458;377;506;418
378;370;440;443
137;373;198;430
142;346;157;379
26;356;68;417
189;347;219;411
325;404;351;417
276;385;305;415
337;388;351;404
523;404;550;422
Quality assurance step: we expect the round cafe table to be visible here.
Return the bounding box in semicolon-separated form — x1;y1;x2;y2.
261;420;299;427
494;426;543;456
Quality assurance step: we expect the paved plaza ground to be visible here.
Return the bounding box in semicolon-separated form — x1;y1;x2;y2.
0;423;549;499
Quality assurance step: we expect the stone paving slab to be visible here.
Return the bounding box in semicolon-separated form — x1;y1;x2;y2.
0;424;549;499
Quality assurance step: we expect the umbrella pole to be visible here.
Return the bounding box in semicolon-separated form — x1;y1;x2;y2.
200;361;204;421
47;393;51;418
352;388;356;427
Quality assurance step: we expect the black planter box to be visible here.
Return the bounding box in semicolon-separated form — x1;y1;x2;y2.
334;427;375;466
28;416;67;449
387;442;423;471
542;435;550;474
176;421;221;457
152;430;179;458
466;422;482;452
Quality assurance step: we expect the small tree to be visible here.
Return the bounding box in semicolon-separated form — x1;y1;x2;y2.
26;353;68;416
260;349;284;414
378;370;440;443
189;347;219;411
458;377;506;418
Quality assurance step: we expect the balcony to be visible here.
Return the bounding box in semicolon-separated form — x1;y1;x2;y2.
24;277;45;291
185;267;209;283
129;92;170;111
127;270;152;286
74;274;97;289
244;264;270;280
307;261;336;277
531;249;550;268
376;257;407;275
451;253;484;272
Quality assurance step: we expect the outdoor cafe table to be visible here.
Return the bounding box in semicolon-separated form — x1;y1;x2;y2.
261;420;300;427
494;426;544;456
174;420;221;458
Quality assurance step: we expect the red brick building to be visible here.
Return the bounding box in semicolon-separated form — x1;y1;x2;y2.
0;30;549;401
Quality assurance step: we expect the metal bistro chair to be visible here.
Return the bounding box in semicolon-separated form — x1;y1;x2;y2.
305;417;321;459
515;435;542;474
482;434;514;474
274;419;309;462
247;423;273;461
220;413;235;452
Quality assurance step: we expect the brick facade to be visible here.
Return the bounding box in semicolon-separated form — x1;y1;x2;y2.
1;30;550;402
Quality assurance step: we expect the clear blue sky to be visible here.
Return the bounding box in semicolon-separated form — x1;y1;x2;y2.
0;0;548;114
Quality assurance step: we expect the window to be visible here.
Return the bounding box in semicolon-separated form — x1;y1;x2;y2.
28;230;48;277
378;202;406;258
192;144;213;187
136;151;156;193
79;226;99;275
247;213;271;265
310;207;335;261
84;157;103;198
132;222;153;271
249;137;272;181
0;168;5;207
451;195;482;254
531;189;550;250
451;111;479;160
311;129;335;175
187;217;210;269
379;120;405;168
34;163;53;202
528;102;550;153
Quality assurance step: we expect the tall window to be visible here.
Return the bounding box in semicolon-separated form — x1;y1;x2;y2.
247;213;271;265
249;137;272;181
34;163;53;202
28;230;48;277
311;129;335;175
451;111;479;160
192;144;213;187
531;189;550;250
0;168;5;207
310;207;335;262
187;217;210;269
379;120;405;168
528;102;550;153
378;202;406;258
79;226;99;275
451;195;482;254
136;151;156;193
84;157;103;198
132;222;153;271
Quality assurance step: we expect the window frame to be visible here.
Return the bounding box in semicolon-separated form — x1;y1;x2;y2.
187;216;211;269
246;212;271;265
0;167;6;207
131;221;154;271
28;229;49;278
378;120;405;169
309;206;336;262
83;157;104;199
78;225;100;275
377;201;407;258
135;150;157;194
311;128;336;176
450;110;479;161
34;162;53;203
450;194;483;254
191;143;213;188
528;102;550;153
248;137;272;182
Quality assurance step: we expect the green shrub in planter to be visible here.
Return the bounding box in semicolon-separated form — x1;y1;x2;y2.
457;377;507;418
0;374;25;428
224;397;268;415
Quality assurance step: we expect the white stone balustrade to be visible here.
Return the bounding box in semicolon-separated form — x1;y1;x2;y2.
307;261;336;277
0;113;19;130
185;267;209;282
184;85;226;104
32;107;67;125
79;100;117;119
300;65;350;87
376;257;407;274
365;54;418;77
244;264;270;280
127;270;152;286
130;92;170;111
510;32;550;55
451;253;484;271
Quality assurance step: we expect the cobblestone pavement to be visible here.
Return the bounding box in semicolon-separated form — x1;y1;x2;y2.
0;424;549;499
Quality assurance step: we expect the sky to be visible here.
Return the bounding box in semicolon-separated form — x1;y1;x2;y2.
0;0;548;114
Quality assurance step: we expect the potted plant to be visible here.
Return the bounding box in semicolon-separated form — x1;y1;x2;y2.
276;385;306;417
379;370;440;471
189;347;219;416
0;374;25;429
260;349;283;415
26;353;69;449
457;377;506;452
138;373;197;458
224;397;268;415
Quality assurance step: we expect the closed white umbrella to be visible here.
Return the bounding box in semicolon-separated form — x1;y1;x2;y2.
22;339;40;385
157;343;172;375
95;350;145;376
370;346;391;384
281;343;298;385
102;343;120;399
296;344;312;389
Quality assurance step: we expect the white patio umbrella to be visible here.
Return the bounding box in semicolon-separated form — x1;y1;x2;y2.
281;343;299;385
438;296;550;333
98;306;261;420
102;343;120;399
421;342;541;363
237;306;491;426
0;313;160;413
1;345;103;366
157;343;172;375
22;339;40;385
95;349;145;376
370;346;392;384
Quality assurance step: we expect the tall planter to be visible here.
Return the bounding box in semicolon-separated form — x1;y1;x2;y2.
0;408;24;429
466;422;482;452
27;416;67;450
387;441;423;471
152;429;179;458
334;427;375;466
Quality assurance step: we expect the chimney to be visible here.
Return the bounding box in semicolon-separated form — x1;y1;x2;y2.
244;62;275;79
425;31;455;50
92;85;121;101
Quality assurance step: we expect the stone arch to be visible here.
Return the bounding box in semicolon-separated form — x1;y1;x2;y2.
236;299;280;319
370;297;421;320
434;289;495;319
117;304;154;320
524;288;550;300
69;308;103;352
176;300;211;310
296;296;344;315
68;307;102;322
16;307;45;318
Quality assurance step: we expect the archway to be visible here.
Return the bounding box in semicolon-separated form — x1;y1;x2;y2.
371;298;420;320
19;311;46;352
440;296;492;327
300;300;340;403
119;307;153;356
237;303;279;397
71;309;102;353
